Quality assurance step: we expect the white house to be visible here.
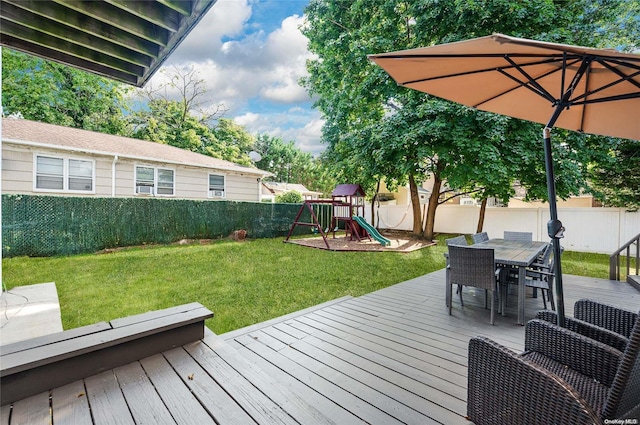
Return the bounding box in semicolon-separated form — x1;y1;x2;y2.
1;118;271;202
261;182;322;202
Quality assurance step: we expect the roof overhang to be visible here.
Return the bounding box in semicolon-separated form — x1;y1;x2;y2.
0;0;217;87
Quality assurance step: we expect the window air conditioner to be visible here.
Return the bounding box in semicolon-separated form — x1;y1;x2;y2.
210;190;224;197
137;185;153;195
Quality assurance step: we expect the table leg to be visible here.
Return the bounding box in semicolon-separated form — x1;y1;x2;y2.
518;265;526;325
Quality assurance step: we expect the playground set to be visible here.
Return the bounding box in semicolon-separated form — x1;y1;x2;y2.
285;184;391;249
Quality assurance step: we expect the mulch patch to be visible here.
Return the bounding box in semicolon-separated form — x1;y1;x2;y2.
286;230;436;252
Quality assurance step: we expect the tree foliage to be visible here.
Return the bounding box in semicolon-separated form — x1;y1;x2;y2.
1;49;131;135
588;139;640;211
254;134;336;196
302;0;638;238
131;68;255;166
275;190;304;204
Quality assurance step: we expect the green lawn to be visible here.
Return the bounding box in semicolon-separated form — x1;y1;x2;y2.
2;234;618;335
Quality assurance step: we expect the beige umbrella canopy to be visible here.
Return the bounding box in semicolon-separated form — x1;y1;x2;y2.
370;33;640;326
370;34;640;140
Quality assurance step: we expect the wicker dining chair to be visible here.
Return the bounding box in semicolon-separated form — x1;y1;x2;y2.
503;231;533;242
468;314;640;424
445;235;468;247
537;299;638;352
444;235;469;302
501;242;556;310
524;243;555;310
446;245;500;325
471;232;489;244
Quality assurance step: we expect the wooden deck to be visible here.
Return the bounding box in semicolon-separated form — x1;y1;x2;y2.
2;270;638;424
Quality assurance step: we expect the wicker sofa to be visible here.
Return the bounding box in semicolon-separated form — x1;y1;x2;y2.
467;313;640;424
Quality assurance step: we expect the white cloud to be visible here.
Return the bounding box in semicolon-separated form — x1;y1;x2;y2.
144;1;324;155
234;112;261;126
158;6;313;111
235;109;326;156
165;0;252;63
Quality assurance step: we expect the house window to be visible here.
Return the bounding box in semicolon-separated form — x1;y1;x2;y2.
209;174;225;198
135;166;174;196
157;169;174;195
35;155;94;192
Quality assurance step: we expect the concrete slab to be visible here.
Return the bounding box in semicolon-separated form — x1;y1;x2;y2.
0;282;63;345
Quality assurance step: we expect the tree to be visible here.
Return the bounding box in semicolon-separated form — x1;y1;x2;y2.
1;49;131;135
132;67;256;165
588;139;640;211
212;118;256;166
252;134;337;197
138;66;227;123
275;190;304;204
302;0;632;240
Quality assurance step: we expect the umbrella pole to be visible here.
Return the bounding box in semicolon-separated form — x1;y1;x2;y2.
543;126;566;327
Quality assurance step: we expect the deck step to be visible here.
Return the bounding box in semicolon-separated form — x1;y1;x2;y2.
1;303;213;405
628;274;640;291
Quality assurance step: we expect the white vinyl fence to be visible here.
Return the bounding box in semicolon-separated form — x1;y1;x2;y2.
367;204;640;255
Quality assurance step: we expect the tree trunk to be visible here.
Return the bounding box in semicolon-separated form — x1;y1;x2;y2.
476;197;488;233
422;174;442;241
372;179;381;229
409;174;423;235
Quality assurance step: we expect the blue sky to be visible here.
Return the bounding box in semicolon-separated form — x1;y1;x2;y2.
145;0;324;155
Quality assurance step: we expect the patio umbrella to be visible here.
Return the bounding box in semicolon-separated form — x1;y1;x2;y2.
369;33;640;326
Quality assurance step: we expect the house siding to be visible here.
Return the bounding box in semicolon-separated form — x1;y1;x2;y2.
2;147;33;193
2;143;262;201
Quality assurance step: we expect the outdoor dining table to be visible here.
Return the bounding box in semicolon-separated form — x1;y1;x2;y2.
473;238;549;325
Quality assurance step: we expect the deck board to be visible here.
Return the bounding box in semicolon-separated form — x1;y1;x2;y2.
162;346;256;424
114;362;176;425
225;337;366;425
184;340;299;425
8;392;49;425
2;270;638;425
235;333;405;425
200;332;337;425
84;371;135;425
289;337;438;424
51;380;92;425
139;354;216;425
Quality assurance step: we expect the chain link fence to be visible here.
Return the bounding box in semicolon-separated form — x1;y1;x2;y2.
2;195;324;257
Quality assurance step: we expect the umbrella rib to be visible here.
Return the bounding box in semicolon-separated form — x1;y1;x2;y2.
473;57;583;108
570;67;640;104
373;53;579;60
485;69;553;105
502;55;556;102
399;56;573;87
579;63;593;132
572;91;640;105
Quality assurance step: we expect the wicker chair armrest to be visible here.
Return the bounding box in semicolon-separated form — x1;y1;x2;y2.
468;336;600;425
574;299;638;338
525;319;622;386
536;310;629;352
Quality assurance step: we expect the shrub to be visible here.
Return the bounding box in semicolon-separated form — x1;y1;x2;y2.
275;190;303;204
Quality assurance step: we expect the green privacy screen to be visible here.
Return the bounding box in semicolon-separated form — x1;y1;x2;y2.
2;195;330;257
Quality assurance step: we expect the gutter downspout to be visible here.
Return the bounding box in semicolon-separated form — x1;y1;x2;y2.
111;155;118;197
